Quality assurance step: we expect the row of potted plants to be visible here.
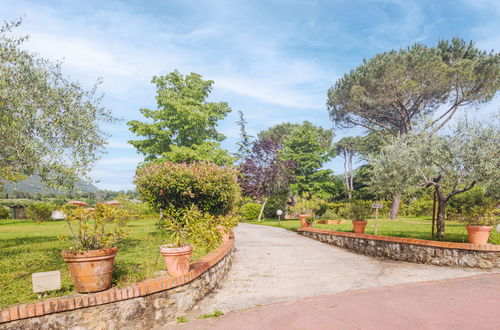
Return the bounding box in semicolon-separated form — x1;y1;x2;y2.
60;203;235;294
299;202;499;245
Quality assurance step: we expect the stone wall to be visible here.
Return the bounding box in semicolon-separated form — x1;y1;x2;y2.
298;228;500;269
0;233;234;329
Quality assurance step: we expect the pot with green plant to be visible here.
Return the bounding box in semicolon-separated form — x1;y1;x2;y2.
350;201;371;234
160;206;222;277
457;203;498;245
61;204;130;293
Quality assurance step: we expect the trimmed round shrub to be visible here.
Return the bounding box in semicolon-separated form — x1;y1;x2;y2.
134;161;241;217
241;202;261;221
0;206;10;219
26;202;55;222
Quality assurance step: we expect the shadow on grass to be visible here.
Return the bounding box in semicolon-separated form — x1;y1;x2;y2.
0;235;62;250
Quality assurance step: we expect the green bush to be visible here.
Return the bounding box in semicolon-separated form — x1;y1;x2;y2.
349;201;371;221
407;197;433;217
26;202;55;222
241;203;261;221
135;161;241;218
289;195;328;217
0;206;10;219
447;186;487;218
319;209;339;220
264;191;289;219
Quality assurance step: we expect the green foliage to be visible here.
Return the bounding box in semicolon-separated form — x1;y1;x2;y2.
241;202;262;221
198;310;224;319
319;209;340;220
0;19;115;188
127;70;232;164
26;202;55;222
0;206;10;219
62;204;130;251
135;161;240;218
115;193;155;220
281;122;336;198
349;201;371;221
235;110;253;161
328;39;500;137
447;186;487;218
454;200;498;226
290;195;328;216
176;317;189;323
263;191;289;219
162;206;222;250
407;197;433;217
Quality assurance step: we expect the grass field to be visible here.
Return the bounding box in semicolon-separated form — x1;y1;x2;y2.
245;216;500;245
0;217;210;308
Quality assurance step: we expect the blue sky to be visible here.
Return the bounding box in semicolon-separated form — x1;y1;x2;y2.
1;0;499;190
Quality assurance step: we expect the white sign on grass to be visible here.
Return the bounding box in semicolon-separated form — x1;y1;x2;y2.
32;271;61;293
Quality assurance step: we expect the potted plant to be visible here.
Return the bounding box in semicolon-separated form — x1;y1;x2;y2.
60;204;130;293
290;194;323;228
160;206;223;277
350;202;371;234
457;203;498;245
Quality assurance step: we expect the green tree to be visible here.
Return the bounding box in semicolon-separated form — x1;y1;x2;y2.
370;117;500;239
235;110;253;161
127;70;233;165
281;121;337;199
327;39;500;218
0;19;114;188
335;136;363;199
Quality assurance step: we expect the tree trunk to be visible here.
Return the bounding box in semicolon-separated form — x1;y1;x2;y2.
389;193;401;220
257;198;268;222
436;196;447;240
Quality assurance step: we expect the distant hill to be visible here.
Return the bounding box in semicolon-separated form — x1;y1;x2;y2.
1;175;99;195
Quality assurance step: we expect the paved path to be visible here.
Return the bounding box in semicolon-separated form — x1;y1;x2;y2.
167;223;497;328
175;273;500;329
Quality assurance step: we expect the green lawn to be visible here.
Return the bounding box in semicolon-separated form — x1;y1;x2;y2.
0;217;209;308
245;216;500;245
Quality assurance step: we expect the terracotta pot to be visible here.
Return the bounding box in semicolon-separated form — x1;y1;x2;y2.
299;214;313;228
352;220;368;234
160;244;193;277
61;247;117;293
466;225;492;245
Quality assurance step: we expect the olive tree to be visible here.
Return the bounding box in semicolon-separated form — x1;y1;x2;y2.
327;39;500;218
0;19;114;188
370;117;500;239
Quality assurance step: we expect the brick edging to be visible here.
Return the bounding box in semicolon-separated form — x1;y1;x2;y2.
298;227;500;252
0;232;235;324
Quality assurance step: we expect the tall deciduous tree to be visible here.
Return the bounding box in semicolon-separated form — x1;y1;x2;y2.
370;117;500;239
281;121;336;198
128;70;233;165
239;138;295;222
335;137;363;199
0;19;114;188
327;39;500;218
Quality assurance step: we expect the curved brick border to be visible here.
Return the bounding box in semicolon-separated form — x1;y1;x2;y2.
0;232;234;327
298;227;500;268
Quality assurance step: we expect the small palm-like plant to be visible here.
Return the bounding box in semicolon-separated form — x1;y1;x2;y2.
62;204;130;251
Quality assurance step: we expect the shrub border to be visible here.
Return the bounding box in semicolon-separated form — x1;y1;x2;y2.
0;232;234;324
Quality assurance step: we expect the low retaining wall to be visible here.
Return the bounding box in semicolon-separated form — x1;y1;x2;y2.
0;233;235;329
298;228;500;269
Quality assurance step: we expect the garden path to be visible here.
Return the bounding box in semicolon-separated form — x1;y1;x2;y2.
180;223;497;320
